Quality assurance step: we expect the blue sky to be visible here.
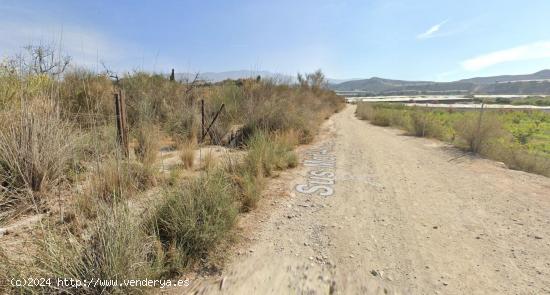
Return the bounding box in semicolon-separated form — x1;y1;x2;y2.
2;0;550;81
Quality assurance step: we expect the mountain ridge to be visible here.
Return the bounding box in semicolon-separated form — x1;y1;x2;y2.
330;70;550;95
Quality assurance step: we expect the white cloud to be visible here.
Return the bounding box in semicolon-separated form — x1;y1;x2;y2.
461;41;550;71
417;20;448;40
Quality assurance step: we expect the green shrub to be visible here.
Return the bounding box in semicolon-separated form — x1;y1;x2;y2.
244;131;298;177
165;107;198;144
0;68;22;110
370;109;392;126
454;112;504;153
406;110;446;139
487;143;550;177
230;130;298;210
355;103;375;120
149;169;238;267
236;171;265;211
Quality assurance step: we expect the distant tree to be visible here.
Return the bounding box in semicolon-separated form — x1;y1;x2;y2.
9;44;71;77
297;69;328;89
306;69;327;89
297;73;307;87
170;68;175;81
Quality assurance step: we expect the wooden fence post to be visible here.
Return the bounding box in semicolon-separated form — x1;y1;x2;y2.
203;103;225;141
114;89;129;157
198;100;225;144
201;99;205;143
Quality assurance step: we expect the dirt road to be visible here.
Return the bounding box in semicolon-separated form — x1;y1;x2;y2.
189;105;550;294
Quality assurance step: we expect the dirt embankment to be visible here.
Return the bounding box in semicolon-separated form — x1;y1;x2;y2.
185;105;550;294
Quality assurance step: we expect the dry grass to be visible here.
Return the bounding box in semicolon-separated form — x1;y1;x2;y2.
274;128;301;149
0;205;165;294
244;131;298;177
233;170;265;211
88;157;131;202
211;77;344;145
454;112;504;153
180;142;196;170
59;69;113;117
201;151;216;171
135;123;160;167
485;143;550;177
0;189;22;225
0;100;79;192
88;157;157;202
355;103;375;120
228;130;298;210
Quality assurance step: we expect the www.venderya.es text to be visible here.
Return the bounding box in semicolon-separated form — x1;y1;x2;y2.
10;277;190;289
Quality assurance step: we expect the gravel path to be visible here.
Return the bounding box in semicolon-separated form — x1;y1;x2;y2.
187;105;550;294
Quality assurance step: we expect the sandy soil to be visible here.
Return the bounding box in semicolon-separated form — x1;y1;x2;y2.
185;105;550;294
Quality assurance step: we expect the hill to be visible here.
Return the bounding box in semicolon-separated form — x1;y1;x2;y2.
331;70;550;95
458;70;550;85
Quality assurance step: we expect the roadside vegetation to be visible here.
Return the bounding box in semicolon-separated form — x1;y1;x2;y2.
0;46;344;294
356;103;550;177
474;96;550;106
